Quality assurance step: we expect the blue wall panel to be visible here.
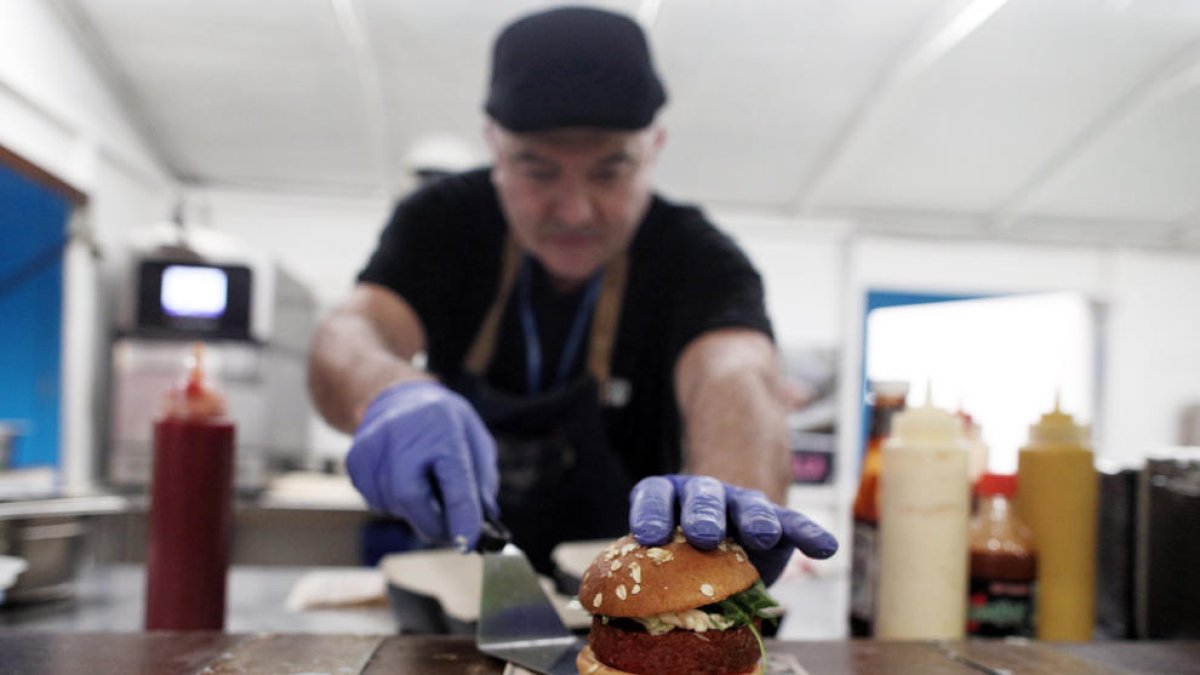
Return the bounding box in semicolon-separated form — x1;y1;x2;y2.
0;163;69;468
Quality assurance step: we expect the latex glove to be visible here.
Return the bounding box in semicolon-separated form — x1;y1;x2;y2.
346;381;500;551
629;474;838;586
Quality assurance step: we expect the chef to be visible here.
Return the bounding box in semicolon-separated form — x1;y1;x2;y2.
308;6;837;585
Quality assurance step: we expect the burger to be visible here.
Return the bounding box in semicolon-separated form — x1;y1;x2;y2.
576;532;782;675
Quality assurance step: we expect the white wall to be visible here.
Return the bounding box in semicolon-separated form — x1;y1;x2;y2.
184;188;392;310
1;0;176;491
183;187;394;460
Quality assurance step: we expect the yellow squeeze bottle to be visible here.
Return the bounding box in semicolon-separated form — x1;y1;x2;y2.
1015;395;1098;641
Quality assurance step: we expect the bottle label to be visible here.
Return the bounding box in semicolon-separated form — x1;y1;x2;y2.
849;519;878;634
967;577;1036;637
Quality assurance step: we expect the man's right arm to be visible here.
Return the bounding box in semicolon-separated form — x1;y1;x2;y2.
308;282;434;433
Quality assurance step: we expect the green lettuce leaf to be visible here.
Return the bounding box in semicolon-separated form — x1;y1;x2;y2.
707;581;782;665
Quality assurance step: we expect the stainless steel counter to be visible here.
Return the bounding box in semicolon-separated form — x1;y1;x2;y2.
0;563;396;634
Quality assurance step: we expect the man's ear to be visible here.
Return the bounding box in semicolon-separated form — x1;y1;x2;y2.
651;125;667;152
483;120;502;156
483;121;505;188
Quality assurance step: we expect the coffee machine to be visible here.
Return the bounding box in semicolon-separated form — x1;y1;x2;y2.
106;224;318;492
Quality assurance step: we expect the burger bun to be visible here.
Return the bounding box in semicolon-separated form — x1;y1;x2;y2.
578;533;760;618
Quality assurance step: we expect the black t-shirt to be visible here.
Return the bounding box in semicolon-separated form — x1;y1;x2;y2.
358;168;773;480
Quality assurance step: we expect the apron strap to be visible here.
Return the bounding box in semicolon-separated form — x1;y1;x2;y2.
587;251;627;391
463;236;523;375
462;235;627;392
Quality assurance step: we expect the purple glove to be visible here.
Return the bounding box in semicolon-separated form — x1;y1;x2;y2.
629;474;838;585
347;381;499;551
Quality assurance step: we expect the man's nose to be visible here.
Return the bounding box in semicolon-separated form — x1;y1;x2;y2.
551;179;595;227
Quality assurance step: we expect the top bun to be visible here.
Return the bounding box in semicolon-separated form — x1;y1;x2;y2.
578;532;759;618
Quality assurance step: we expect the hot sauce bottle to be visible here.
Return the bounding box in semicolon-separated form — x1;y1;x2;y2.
967;473;1037;637
849;380;908;637
144;343;236;630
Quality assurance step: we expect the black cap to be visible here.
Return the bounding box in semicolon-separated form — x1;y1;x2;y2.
485;6;667;132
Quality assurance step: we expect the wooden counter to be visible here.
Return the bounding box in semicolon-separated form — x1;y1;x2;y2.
0;633;1194;674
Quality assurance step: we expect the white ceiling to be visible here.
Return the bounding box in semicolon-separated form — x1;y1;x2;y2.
56;0;1200;247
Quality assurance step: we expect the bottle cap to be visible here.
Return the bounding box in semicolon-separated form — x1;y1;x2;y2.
870;380;910;405
888;382;963;447
161;343;227;419
976;472;1017;497
1027;390;1090;449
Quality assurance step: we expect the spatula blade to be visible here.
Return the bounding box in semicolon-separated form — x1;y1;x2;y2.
477;543;582;675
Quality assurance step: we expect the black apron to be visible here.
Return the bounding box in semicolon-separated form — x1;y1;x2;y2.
451;237;633;578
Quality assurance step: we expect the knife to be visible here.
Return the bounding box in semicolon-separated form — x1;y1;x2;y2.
476;516;583;675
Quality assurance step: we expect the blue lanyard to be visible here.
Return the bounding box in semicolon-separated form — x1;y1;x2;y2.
518;257;603;394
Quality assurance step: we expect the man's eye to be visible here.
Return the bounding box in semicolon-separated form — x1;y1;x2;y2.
590;170;621;184
525;170;556;183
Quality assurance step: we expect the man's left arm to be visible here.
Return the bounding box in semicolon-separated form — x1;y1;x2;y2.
673;327;790;504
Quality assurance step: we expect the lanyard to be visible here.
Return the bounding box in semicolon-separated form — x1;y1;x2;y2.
518;257;603;394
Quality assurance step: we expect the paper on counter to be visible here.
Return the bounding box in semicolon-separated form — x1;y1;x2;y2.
379;546;596;629
284;568;388;611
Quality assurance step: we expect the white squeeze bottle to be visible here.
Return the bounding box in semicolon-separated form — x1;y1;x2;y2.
875;384;971;639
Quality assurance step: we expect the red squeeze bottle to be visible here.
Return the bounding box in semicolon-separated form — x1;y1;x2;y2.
144;343;236;631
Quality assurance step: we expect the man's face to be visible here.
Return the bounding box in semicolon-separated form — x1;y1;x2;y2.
487;123;665;290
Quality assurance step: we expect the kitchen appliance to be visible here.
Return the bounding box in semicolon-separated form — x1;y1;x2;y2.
1095;461;1139;639
106;224;318;492
1135;448;1200;639
1096;448;1200;639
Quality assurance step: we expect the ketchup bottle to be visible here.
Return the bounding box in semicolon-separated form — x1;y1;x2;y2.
144;343;236;631
967;473;1037;638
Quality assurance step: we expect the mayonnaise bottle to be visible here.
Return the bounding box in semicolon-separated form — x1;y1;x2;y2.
876;385;970;639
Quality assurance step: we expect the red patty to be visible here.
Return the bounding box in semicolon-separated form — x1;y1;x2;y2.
588;616;761;675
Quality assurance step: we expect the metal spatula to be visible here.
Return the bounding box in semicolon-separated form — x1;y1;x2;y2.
476;518;583;675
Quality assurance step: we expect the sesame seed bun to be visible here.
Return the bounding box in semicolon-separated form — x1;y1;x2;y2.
577;533;760;618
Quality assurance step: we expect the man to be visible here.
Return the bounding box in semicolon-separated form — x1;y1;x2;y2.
309;6;836;584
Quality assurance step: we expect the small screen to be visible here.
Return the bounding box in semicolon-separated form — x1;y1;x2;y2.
161;265;228;319
135;259;251;339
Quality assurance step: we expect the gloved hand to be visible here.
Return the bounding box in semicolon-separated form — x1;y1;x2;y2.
629;474;838;586
346;381;500;551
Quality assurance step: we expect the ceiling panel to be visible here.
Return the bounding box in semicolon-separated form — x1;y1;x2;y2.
651;0;945;207
812;0;1200;216
1022;70;1200;224
52;0;1200;246
70;0;379;189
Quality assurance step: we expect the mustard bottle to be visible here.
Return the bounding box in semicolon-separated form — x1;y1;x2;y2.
876;385;970;639
1015;394;1098;641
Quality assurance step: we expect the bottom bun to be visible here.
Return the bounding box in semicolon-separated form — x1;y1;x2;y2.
577;645;635;674
576;645;764;675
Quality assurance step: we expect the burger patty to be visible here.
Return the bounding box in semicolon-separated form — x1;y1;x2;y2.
588;617;761;675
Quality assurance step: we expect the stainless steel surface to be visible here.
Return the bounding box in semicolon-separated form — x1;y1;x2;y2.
0;516;87;603
477;544;581;675
0;564;396;633
0;495;128;521
0;496;127;605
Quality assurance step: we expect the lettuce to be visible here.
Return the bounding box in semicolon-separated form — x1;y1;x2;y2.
708;581;782;665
